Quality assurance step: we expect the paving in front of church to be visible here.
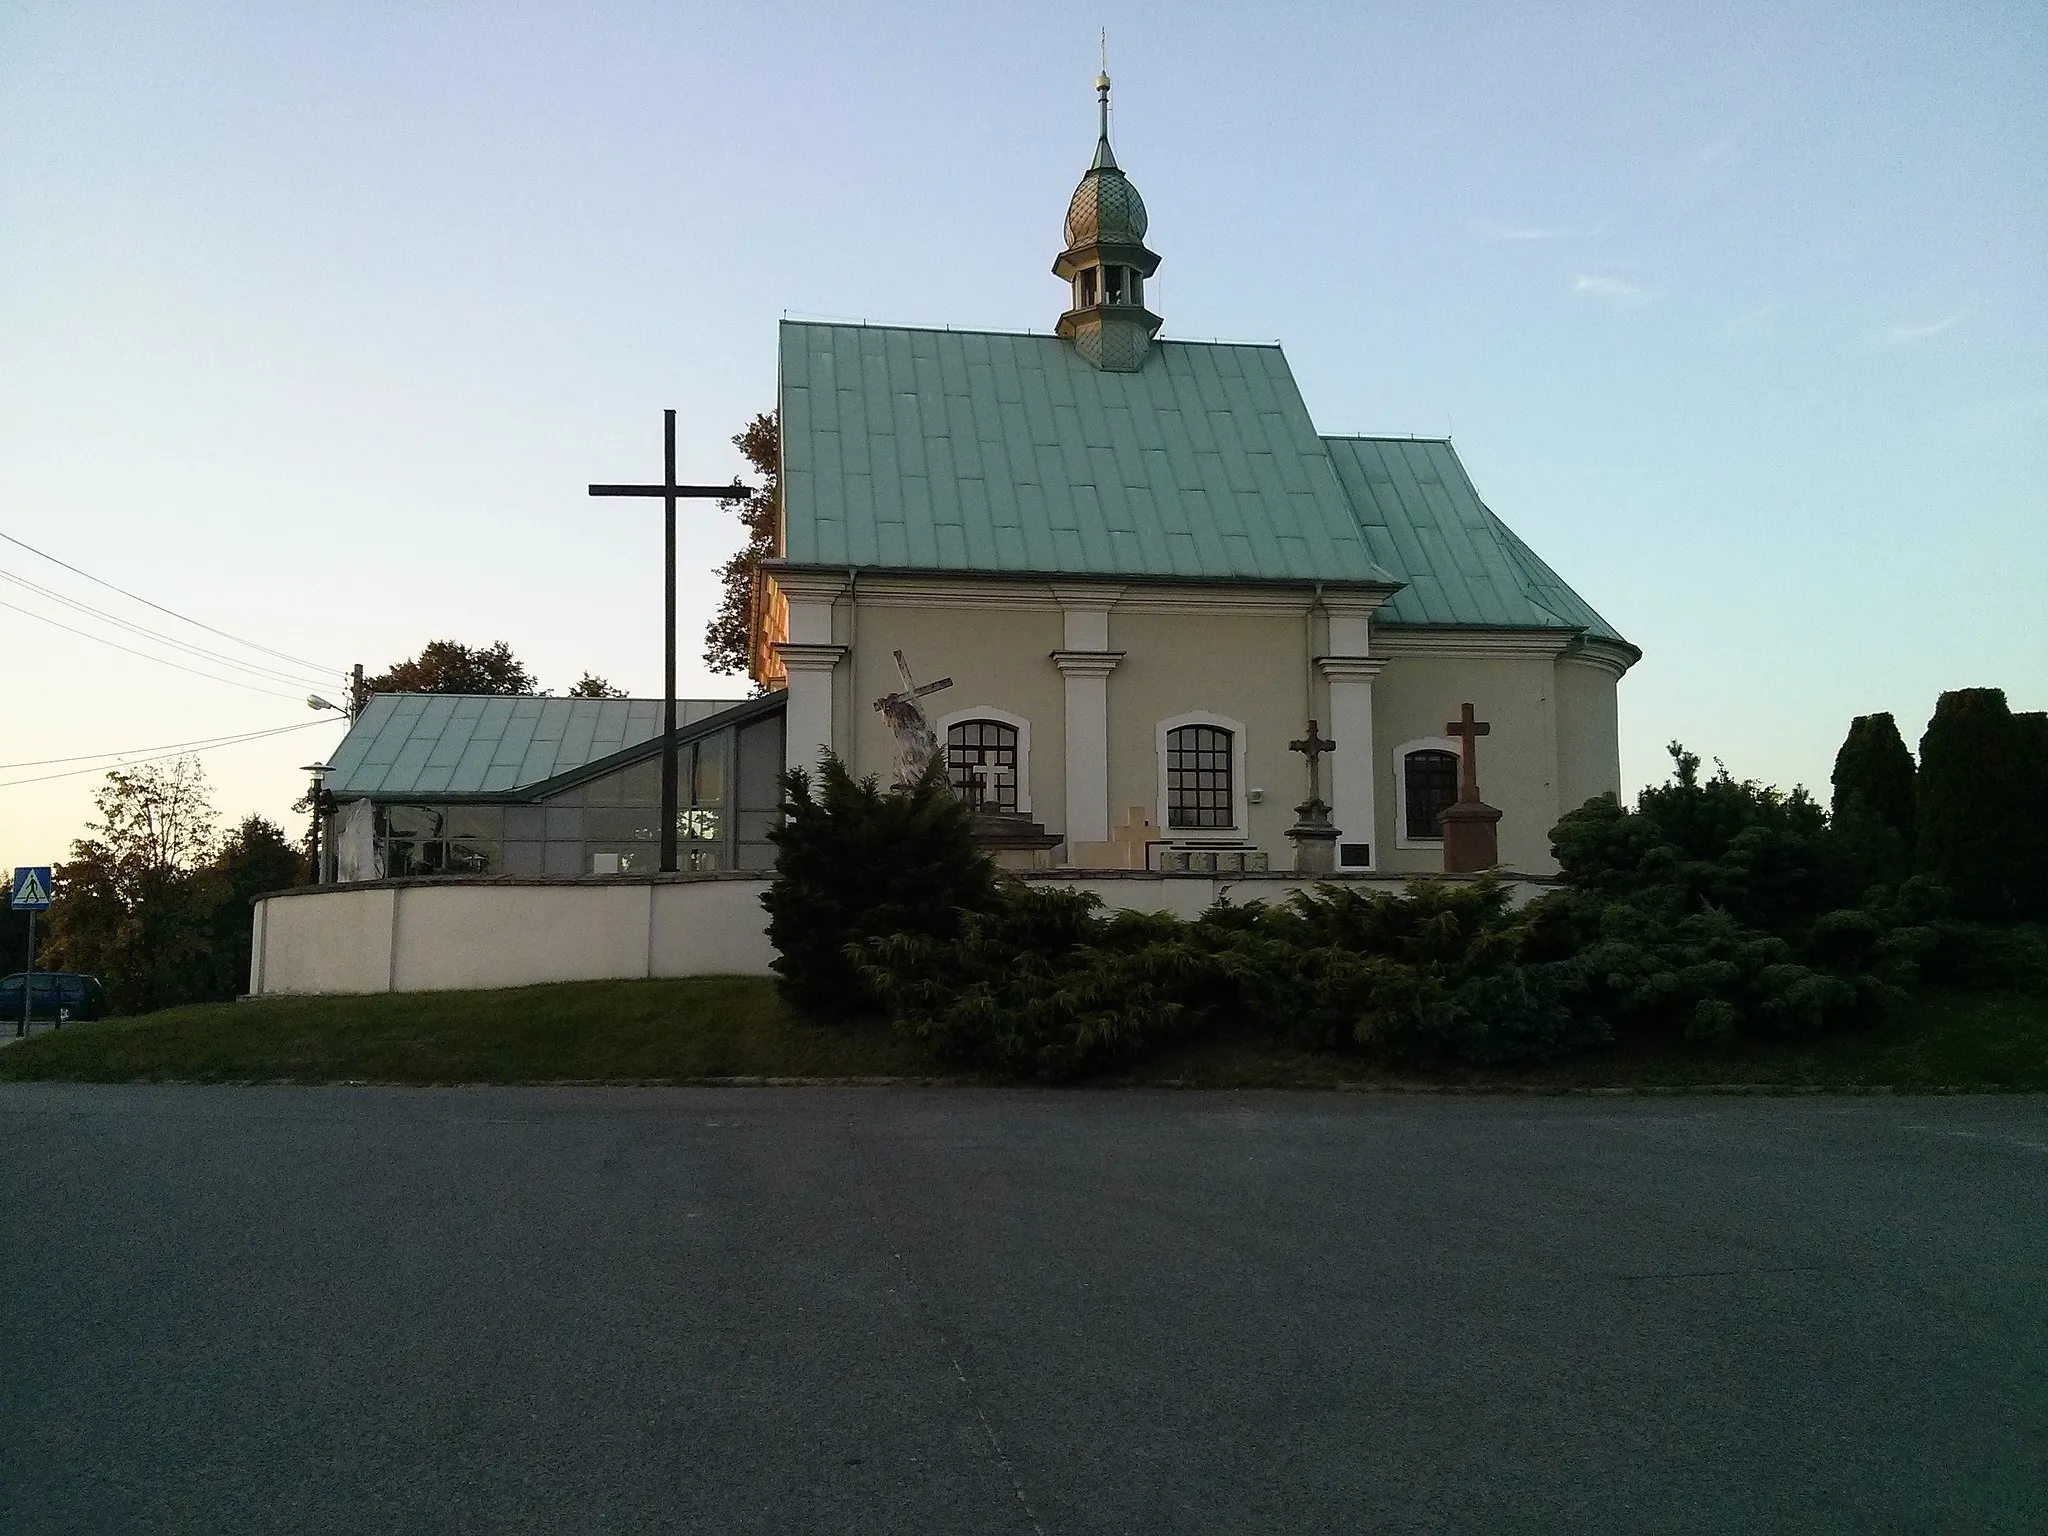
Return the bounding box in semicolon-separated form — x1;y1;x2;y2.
3;1085;2042;1533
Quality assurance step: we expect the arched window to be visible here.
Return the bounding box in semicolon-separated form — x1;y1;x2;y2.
1166;724;1235;829
947;719;1020;813
1404;749;1460;841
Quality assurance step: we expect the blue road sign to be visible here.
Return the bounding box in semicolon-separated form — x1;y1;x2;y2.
10;867;52;911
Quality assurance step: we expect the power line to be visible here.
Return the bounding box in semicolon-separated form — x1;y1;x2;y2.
0;569;336;691
0;718;339;790
0;718;341;770
0;528;343;675
0;596;312;702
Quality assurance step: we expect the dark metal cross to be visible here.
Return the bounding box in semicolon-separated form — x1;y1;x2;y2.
1289;719;1337;806
1445;703;1491;804
589;409;750;874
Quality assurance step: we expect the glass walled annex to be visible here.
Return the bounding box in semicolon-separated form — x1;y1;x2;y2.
382;733;730;876
322;695;786;881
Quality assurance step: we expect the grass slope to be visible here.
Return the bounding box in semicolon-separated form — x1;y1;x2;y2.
0;978;928;1085
1;981;2041;1091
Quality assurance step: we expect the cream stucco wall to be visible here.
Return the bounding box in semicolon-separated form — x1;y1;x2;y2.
1555;652;1626;818
252;884;397;995
1372;644;1567;875
251;871;1558;996
252;876;778;995
840;597;1068;824
1106;603;1316;849
390;882;655;991
773;574;1624;877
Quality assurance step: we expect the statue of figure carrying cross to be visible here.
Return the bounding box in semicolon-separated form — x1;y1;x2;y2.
873;649;953;789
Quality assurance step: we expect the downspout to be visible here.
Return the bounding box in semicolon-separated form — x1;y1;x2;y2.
845;567;859;775
1306;582;1325;727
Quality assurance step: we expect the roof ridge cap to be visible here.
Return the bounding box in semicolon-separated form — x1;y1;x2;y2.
1320;432;1455;445
782;317;1287;351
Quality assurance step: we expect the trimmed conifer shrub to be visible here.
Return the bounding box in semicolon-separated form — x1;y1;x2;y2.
1916;689;2043;921
819;724;2040;1077
858;885;1207;1077
763;754;996;1014
854;875;1606;1078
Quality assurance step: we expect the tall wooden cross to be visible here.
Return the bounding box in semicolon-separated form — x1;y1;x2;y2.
589;409;749;873
1445;702;1491;804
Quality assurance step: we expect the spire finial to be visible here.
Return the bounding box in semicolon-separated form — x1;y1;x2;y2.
1091;34;1116;170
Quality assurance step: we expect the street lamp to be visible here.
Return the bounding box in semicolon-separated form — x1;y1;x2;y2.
301;762;332;884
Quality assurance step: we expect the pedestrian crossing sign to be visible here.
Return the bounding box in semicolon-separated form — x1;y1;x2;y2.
10;867;52;911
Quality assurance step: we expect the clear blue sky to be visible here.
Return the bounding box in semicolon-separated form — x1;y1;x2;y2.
3;0;2043;867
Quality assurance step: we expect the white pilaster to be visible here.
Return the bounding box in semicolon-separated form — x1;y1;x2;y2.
1317;653;1384;871
1049;587;1124;847
1316;596;1385;868
775;643;847;776
1051;650;1122;842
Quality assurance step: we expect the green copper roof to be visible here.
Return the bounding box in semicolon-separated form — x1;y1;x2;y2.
775;320;1630;652
778;321;1399;587
323;694;757;799
1320;436;1630;647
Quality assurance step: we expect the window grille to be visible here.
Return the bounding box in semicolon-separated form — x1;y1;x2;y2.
1167;725;1234;829
1404;749;1461;840
946;720;1020;812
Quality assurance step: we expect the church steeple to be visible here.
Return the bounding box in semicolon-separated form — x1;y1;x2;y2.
1054;68;1161;373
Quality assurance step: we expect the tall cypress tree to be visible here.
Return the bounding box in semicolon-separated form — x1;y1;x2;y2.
2014;712;2048;921
1916;689;2034;921
1831;712;1917;846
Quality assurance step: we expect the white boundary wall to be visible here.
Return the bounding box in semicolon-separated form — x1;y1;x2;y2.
249;871;1555;997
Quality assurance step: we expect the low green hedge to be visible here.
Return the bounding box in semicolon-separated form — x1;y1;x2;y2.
773;742;2048;1081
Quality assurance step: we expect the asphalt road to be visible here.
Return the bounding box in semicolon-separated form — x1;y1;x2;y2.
2;1086;2043;1534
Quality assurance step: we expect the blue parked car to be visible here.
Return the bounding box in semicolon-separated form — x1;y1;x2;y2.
0;971;109;1024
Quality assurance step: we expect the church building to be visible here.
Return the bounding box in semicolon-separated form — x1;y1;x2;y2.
753;74;1636;877
310;74;1635;887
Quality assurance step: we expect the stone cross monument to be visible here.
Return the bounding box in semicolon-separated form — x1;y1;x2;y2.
872;649;953;789
1438;702;1503;873
1287;719;1340;873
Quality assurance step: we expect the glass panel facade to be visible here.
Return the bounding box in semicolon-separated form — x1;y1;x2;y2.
444;806;503;840
693;741;725;805
620;758;659;805
359;711;784;880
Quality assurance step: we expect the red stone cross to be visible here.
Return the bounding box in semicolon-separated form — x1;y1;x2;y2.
1445;703;1491;804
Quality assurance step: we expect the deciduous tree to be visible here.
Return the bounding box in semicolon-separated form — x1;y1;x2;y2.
704;412;780;681
366;640;538;696
44;758;220;1012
